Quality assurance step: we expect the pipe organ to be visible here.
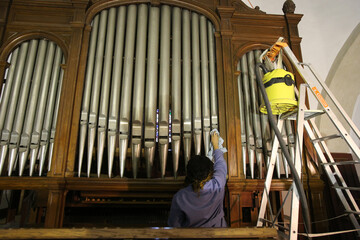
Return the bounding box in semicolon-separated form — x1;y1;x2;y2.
78;4;219;179
0;39;64;177
0;0;330;232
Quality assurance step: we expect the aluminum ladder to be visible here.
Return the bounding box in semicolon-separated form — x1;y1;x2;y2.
257;39;360;239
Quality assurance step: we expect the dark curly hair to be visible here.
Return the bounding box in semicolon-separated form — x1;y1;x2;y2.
184;155;214;194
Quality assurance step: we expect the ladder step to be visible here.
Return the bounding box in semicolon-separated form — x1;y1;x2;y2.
322;161;360;166
333;186;360;191
311;134;342;143
345;210;360;215
280;109;325;121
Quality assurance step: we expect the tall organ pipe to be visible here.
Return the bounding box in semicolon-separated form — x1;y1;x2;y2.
0;48;19;174
182;9;192;166
48;59;64;172
19;39;48;176
131;4;148;179
157;5;170;178
191;12;202;156
255;50;272;171
108;6;126;178
78;14;99;177
171;7;181;178
39;46;63;176
237;61;247;176
87;10;107;177
8;40;38;176
29;41;56;176
208;21;218;130
247;51;264;178
119;5;137;178
200;15;211;155
97;8;116;177
144;6;160;178
1;43;29;175
240;55;255;179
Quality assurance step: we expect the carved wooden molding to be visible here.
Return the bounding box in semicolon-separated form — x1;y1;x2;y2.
231;0;265;14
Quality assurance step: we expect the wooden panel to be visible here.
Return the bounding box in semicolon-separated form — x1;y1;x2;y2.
0;227;278;239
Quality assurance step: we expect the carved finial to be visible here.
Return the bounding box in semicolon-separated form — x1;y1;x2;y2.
282;0;296;14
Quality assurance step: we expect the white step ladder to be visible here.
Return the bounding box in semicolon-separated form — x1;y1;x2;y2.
256;39;360;239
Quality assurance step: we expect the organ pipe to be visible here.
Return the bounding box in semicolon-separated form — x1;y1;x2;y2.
191;12;202;156
208;21;218;130
182;9;192;166
87;10;108;177
8;40;38;176
0;48;19;174
78;14;99;177
107;6;126;178
200;15;211;156
131;4;148;179
237;61;247;176
29;41;56;176
119;5;137;178
144;6;160;178
171;7;181;178
157;5;170;178
97;7;116;177
39;46;63;176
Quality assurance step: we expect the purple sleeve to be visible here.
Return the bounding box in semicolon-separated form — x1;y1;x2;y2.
168;195;184;227
212;149;227;188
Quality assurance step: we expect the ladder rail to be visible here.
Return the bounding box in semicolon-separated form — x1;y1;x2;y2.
304;63;360;141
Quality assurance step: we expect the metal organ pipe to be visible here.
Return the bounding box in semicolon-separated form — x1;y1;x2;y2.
8;40;39;176
0;38;64;177
119;5;137;178
157;5;169;178
131;4;148;179
144;6;160;178
191;12;202;156
97;8;116;177
237;61;247;177
199;15;211;156
29;41;56;176
87;10;108;177
108;6;126;178
208;21;218;130
39;46;63;176
0;48;19;173
76;5;219;178
182;9;192;166
247;51;264;178
48;58;64;173
171;7;181;178
78;14;99;177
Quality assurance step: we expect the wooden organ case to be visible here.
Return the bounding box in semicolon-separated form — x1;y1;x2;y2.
0;0;328;234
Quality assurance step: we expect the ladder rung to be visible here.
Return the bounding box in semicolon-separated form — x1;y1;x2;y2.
333;186;360;191
345;210;360;215
280;109;325;121
311;134;341;143
322;161;360;166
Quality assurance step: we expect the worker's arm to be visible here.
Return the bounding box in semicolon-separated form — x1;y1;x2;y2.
211;132;227;189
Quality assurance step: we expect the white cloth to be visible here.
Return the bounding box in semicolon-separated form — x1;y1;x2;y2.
207;129;227;161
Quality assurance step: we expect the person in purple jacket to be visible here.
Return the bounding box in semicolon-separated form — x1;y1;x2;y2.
168;132;227;227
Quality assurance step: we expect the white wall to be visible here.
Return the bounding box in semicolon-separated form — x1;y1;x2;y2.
245;0;360;153
246;0;360;80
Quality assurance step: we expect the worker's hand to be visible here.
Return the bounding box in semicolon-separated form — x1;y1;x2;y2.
211;132;219;150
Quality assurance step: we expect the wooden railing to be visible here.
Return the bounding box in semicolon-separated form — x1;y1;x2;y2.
0;227;278;239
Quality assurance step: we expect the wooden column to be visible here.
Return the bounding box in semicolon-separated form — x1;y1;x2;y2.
46;1;87;227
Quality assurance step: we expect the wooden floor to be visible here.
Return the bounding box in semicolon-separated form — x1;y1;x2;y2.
0;227;279;239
